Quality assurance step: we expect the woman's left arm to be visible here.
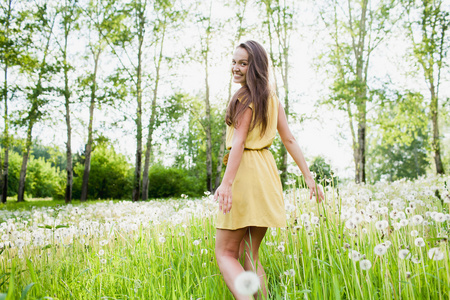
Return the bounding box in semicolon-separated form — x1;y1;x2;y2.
214;107;253;214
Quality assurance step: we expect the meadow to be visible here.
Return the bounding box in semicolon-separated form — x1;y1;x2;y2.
0;175;449;299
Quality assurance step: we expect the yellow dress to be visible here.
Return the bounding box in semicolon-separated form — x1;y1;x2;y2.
216;95;286;230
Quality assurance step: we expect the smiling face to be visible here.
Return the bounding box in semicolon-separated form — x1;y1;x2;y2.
231;47;249;86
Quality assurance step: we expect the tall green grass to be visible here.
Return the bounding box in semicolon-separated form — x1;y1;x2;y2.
0;176;449;299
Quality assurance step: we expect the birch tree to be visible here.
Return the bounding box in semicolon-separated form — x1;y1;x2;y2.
320;0;401;183
56;0;79;203
142;0;185;200
79;0;122;201
17;3;57;202
0;0;32;203
405;0;448;174
196;0;215;192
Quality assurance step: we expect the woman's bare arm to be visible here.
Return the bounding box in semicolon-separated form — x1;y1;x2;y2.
277;101;324;202
214;107;253;214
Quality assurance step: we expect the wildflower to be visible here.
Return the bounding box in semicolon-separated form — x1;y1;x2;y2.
375;220;388;230
349;250;361;261
411;255;422;264
201;249;208;255
353;214;363;224
234;271;260;296
283;269;296;276
15;239;25;248
411;215;423;225
398;249;411;260
99;239;108;246
345;219;357;230
400;219;409;227
434;213;446;223
178;232;185;236
158;237;166;243
202;262;207;268
311;216;319;225
428;248;444;261
98;249;105;256
193;239;201;246
414;238;425;247
374;244;387;256
410;230;419;237
406;272;411;279
359;259;372;270
100;258;107;264
277;245;285;252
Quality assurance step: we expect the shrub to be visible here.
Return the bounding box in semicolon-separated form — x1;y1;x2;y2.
148;164;203;198
73;144;133;200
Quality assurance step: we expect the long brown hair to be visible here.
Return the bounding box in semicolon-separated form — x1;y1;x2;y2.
225;40;271;136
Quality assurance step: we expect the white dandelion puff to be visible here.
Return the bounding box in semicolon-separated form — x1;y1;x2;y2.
428;248;445;261
411;215;423;225
374;244;387;256
360;259;372;270
375;220;388;230
234;271;260;296
410;230;419;237
414;238;425;247
398;249;411;260
349;250;361;261
411;255;422;264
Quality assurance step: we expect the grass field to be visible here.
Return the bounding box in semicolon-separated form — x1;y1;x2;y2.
0;174;449;299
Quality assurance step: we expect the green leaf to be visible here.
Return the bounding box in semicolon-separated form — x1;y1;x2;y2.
55;225;69;229
41;245;51;250
5;261;15;300
19;283;35;300
38;225;53;230
26;259;40;295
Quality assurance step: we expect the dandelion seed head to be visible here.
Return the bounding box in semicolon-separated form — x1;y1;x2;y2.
234;271;260;296
374;244;387;256
349;250;361;261
398;249;411;260
360;259;372;270
428;247;444;261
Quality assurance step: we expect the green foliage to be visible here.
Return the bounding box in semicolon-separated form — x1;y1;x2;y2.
368;90;430;182
309;156;338;187
25;157;64;199
0;150;64;199
147;164;204;198
2;151;21;197
73;143;133;200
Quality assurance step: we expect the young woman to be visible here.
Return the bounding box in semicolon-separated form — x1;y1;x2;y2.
214;40;324;299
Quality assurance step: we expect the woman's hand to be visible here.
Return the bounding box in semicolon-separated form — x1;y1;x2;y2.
214;182;233;214
305;176;325;203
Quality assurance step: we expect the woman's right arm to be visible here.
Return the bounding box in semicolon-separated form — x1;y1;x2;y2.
276;101;324;202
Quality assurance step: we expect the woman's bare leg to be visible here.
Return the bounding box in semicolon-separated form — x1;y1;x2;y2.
215;227;252;300
239;227;268;299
